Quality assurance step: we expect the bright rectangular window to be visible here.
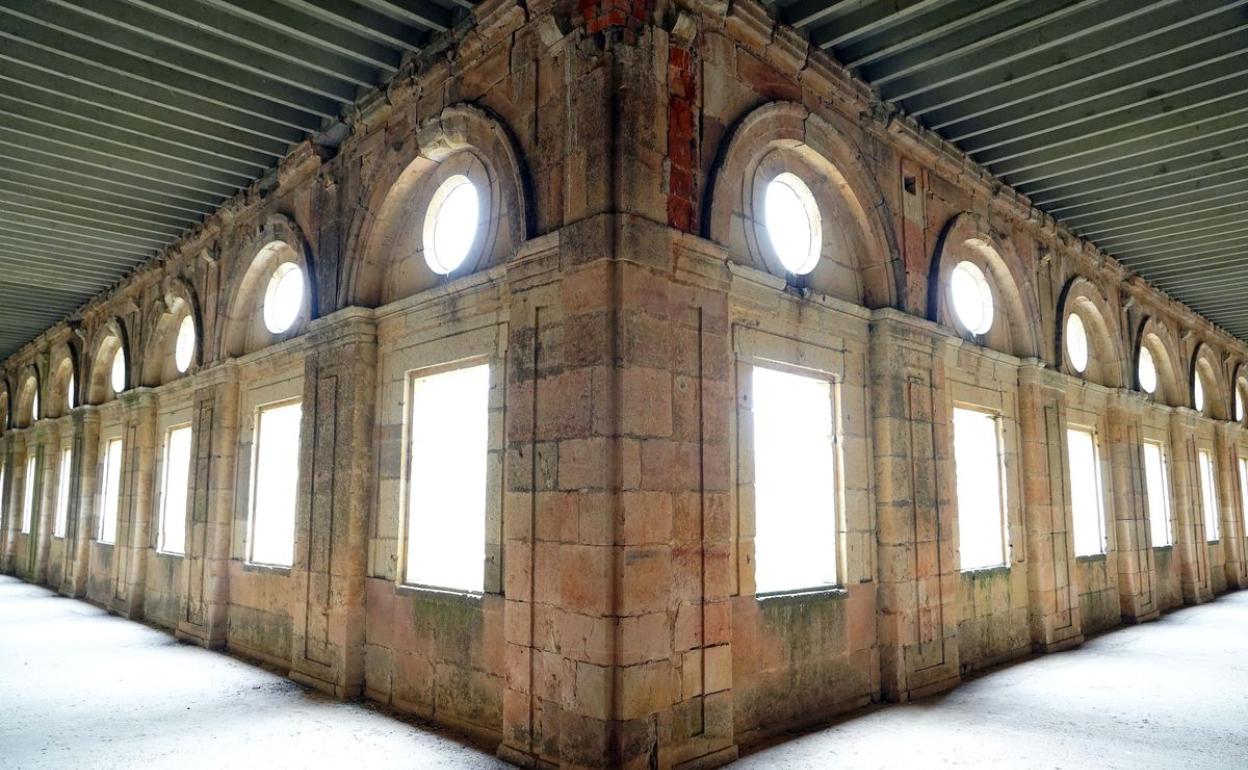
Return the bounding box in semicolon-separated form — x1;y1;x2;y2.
98;438;122;544
249;401;301;567
751;365;837;594
53;448;72;538
405;364;490;592
1198;449;1220;542
952;407;1008;570
21;454;36;534
159;425;192;555
1067;428;1106;556
1143;441;1172;547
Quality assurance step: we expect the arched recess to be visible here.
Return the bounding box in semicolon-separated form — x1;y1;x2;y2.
222;215;315;359
48;342;79;416
1134;317;1183;406
1232;364;1248;424
930;213;1040;358
1056;276;1125;387
704;100;901;308
0;380;9;434
87;318;129;405
142;276;203;386
344;103;530;308
1192;342;1228;419
15;366;39;427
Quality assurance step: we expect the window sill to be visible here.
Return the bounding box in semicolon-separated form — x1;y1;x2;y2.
242;561;291;576
156;550;185;559
395;583;485;605
1206;540;1221;545
756;585;845;606
94;541;114;548
1076;553;1107;563
960;564;1010;577
52;535;65;540
1153;544;1174;552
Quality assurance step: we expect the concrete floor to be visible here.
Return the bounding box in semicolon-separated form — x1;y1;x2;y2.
3;576;1247;770
738;591;1248;769
0;576;507;769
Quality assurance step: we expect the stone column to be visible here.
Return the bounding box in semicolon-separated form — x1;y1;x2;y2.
32;422;61;585
111;390;157;618
1105;394;1159;622
0;435;12;573
287;309;376;699
176;368;240;649
1214;423;1246;590
1168;410;1213;604
62;409;100;598
1;432;26;574
871;313;961;701
1018;363;1084;652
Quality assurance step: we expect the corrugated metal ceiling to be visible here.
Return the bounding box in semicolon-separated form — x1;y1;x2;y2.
0;0;471;359
775;0;1248;336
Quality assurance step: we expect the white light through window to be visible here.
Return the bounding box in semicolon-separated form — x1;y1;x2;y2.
30;389;38;423
1067;428;1105;556
21;454;36;535
1143;442;1172;547
111;348;126;394
249;401;301;567
423;175;480;275
174;315;195;373
1193;374;1205;413
98;438;122;544
1237;388;1246;423
263;262;304;334
952;408;1007;570
1066;313;1088;373
406;364;490;591
1138;345;1157;394
1239;458;1248;548
66;372;74;412
949;260;994;335
0;464;6;531
1198;449;1220;542
54;448;71;538
159;426;192;555
763;172;821;275
752;365;837;593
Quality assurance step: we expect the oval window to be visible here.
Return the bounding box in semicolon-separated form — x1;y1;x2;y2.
1193;374;1205;413
263;262;304;334
31;388;39;422
66;372;75;412
1237;388;1245;423
1066;313;1088;373
763;172;822;275
174;315;196;373
423;175;480;275
1138;346;1157;395
111;348;126;394
949;261;994;335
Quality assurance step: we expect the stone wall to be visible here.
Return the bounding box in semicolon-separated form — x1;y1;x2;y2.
1;1;1247;767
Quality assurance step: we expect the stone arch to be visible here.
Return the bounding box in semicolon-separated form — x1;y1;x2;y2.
344;103;531;307
0;380;9;434
1191;342;1228;419
142;276;203;386
87;318;130;405
1056;276;1125;388
704;100;901;308
1231;363;1248;424
930;213;1040;359
48;341;79;416
1134;317;1183;406
15;366;40;427
222;215;316;359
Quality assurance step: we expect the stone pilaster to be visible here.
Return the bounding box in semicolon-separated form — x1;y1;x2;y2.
176;369;240;649
1214;424;1246;589
1018;363;1084;652
0;435;12;573
110;390;157;618
32;421;60;585
1168;410;1213;604
288;309;376;699
1;432;26;574
871;313;960;701
1105;394;1159;622
62;409;99;597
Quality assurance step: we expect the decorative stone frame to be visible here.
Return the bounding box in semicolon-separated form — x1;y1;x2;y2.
1191;343;1228;419
706;101;901;308
930;213;1040;359
142;277;203;386
222;215;315;359
86;318;129;405
15;367;39;427
1057;276;1126;388
1135;317;1183;406
344;103;530;308
48;342;78;417
1233;365;1248;425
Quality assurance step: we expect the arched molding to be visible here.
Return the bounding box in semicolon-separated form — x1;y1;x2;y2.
704;100;901;308
0;379;10;434
15;365;40;428
87;317;129;405
930;213;1040;359
1056;275;1125;388
48;340;79;417
221;214;316;359
1231;362;1248;425
1134;316;1183;406
142;276;203;386
1192;342;1228;419
343;103;531;307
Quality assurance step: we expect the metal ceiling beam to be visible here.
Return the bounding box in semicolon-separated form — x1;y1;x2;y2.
1031;144;1248;208
1;159;217;219
0;184;196;234
1113;229;1248;263
1078;200;1248;240
1099;218;1248;252
1047;168;1248;221
286;0;449;40
796;0;949;48
833;0;1019;69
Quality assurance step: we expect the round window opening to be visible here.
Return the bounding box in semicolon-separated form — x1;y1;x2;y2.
763;172;821;275
949;261;994;335
66;372;75;412
263;262;304;334
1194;374;1206;413
1138;346;1157;395
1237;388;1245;423
111;348;126;394
31;388;39;422
174;315;195;374
1066;313;1089;373
423;175;480;275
